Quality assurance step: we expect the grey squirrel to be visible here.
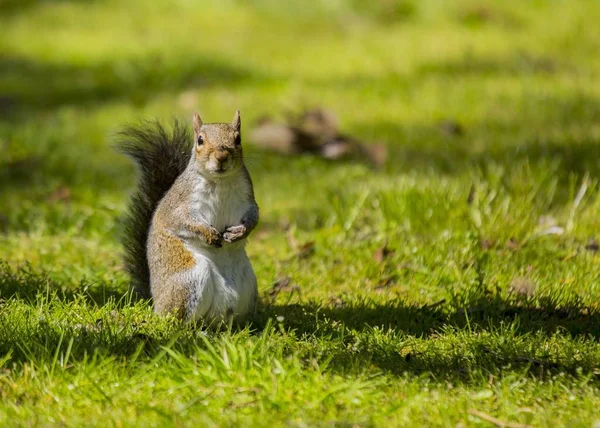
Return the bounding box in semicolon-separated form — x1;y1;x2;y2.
117;111;259;322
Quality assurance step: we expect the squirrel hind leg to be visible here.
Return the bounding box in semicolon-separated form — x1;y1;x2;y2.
152;280;192;320
153;268;214;322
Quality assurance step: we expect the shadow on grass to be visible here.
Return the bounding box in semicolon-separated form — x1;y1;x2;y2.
262;296;600;340
0;0;94;17
258;298;600;378
0;54;260;116
2;258;598;380
0;261;125;306
417;51;573;77
357;91;600;181
0;156;42;191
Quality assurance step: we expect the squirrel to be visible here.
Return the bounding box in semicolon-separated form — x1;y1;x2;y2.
117;111;259;322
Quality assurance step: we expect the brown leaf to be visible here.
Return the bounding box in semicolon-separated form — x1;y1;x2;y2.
268;276;298;299
362;142;388;168
509;277;536;298
373;242;395;263
47;186;71;203
585;237;599;252
439;119;464;137
374;275;397;291
250;108;385;167
480;239;495;250
328;296;345;308
506;238;520;251
249;122;298;154
296;108;339;140
467;184;476;204
297;241;315;259
285;230;314;259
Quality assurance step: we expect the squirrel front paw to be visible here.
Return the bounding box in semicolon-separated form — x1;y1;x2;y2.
206;226;223;247
223;224;247;243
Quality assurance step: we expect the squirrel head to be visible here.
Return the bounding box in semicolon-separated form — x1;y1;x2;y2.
192;111;243;178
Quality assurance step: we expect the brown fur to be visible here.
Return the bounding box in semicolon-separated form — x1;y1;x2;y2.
154;228;196;273
153;277;192;319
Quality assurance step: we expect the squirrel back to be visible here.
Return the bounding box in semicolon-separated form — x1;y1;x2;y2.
116;120;192;298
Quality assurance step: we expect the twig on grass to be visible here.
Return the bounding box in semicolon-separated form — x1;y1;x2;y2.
566;173;589;233
468;409;532;428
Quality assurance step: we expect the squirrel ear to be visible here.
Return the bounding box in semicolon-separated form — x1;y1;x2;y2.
232;110;241;132
193;112;203;134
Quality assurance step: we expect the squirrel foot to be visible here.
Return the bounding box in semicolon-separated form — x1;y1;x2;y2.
223;224;247;243
206;226;223;247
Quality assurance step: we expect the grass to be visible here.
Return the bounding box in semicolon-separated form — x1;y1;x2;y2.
2;0;600;425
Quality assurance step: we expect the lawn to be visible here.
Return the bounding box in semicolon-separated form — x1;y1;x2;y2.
2;0;600;426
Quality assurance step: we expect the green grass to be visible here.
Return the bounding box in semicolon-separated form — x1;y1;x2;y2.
2;0;600;425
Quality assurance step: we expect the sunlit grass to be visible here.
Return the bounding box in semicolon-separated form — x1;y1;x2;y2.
2;0;600;425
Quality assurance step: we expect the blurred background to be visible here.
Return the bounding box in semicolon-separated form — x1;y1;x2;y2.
1;0;600;297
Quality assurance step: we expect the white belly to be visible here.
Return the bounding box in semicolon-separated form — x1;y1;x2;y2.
184;174;257;320
186;241;257;320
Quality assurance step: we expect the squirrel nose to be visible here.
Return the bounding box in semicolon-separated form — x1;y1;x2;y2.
214;149;230;163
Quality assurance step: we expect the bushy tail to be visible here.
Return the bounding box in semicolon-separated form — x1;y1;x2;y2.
116;120;192;298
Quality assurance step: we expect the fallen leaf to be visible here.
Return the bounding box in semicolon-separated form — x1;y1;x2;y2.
328;295;345;308
47;186;71;203
373;242;395;263
249;107;386;167
506;238;520;251
249;121;298;155
585;237;599;252
296;108;339;140
439;119;464;137
297;241;315;259
268;276;299;299
480;239;495;250
362;142;388;168
509;277;536;298
374;275;397;291
467;184;476;204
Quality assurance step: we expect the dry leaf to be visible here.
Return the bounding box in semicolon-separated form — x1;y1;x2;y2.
296;108;339;140
439;119;464;137
249;107;386;167
374;275;397;291
467;184;476;204
480;239;495;250
373;242;395;263
506;238;520;251
509;277;536;298
249;121;297;155
328;296;345;308
585;237;598;252
268;276;298;299
47;186;71;203
297;241;315;259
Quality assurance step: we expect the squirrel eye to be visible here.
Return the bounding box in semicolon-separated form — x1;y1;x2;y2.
234;134;241;146
197;135;204;145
